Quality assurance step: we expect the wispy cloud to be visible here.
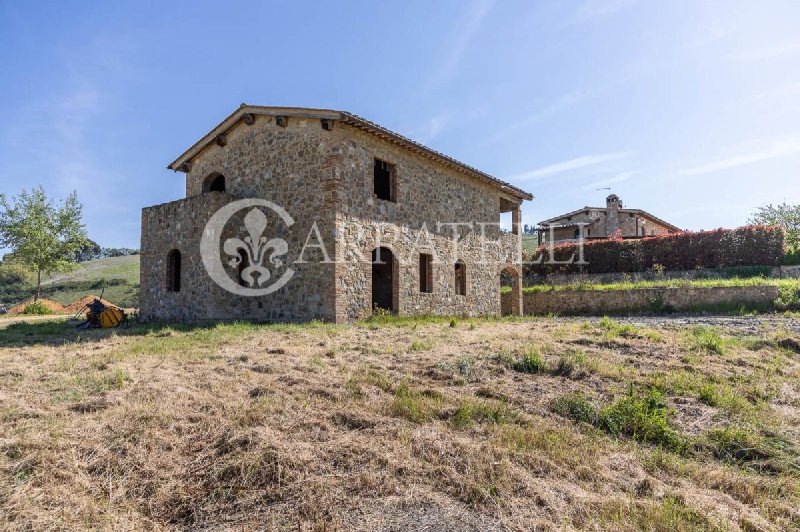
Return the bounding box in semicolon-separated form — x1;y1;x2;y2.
728;81;800;107
505;151;632;181
730;38;800;61
484;67;641;147
428;0;494;89
412;113;450;144
679;136;800;176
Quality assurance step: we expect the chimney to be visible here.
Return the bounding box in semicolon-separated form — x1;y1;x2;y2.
605;194;621;236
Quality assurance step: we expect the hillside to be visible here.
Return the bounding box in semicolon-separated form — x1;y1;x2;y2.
1;256;140;309
1;315;798;529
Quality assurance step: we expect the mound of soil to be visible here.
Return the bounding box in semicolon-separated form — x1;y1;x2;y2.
8;298;66;315
62;295;118;315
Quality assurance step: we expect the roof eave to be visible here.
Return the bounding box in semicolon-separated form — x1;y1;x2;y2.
167;105;533;202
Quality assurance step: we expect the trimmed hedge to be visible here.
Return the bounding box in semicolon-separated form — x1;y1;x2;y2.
525;226;784;276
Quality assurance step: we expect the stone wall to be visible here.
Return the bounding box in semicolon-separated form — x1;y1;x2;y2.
331;124;522;321
525;265;800;286
502;285;780;315
142;115;341;322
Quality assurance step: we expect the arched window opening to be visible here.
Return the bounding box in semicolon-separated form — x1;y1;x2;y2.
203;172;226;193
454;261;466;296
166;249;181;292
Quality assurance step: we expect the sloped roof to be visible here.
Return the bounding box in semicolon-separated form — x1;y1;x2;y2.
538;206;681;232
168;105;533;201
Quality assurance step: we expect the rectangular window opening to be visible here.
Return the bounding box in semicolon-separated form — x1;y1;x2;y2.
419;253;433;293
455;262;466;296
373;158;396;202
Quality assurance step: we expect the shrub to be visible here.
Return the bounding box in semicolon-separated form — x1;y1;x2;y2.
512;347;547;373
526;225;784;275
598;388;686;452
21;301;54;315
552;349;596;378
774;281;800;311
783;247;800;266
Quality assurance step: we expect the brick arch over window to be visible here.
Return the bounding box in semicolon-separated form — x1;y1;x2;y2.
203;172;226;193
166;249;181;292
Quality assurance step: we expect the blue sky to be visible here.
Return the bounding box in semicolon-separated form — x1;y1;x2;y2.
1;0;799;248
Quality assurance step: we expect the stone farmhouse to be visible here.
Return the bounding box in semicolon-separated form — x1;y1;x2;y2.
535;194;680;244
140;105;533;323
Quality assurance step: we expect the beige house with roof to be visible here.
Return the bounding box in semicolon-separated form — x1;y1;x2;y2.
536;194;680;244
140;105;533;323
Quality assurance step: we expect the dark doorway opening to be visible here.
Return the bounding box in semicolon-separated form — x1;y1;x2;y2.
372;247;396;312
166;249;181;292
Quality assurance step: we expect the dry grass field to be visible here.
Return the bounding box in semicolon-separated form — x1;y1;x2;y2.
1;315;799;530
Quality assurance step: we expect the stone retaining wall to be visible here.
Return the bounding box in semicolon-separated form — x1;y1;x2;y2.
525;265;800;287
502;285;781;316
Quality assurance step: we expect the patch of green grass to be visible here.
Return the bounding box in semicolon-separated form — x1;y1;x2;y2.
647;370;710;397
524;276;794;293
599;388;687;452
346;368;393;396
687;326;727;355
552;387;687;453
599;495;724;531
452;398;518;428
409;338;433;352
388;382;441;423
703;426;798;474
698;383;718;406
550;391;598;425
552;349;597;378
512;346;548;373
54;368;131;403
597;316;639;339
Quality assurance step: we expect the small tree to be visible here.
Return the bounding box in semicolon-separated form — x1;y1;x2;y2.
0;187;89;301
749;202;800;249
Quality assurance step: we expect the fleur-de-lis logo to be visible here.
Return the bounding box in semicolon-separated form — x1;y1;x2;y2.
223;208;288;287
201;199;295;297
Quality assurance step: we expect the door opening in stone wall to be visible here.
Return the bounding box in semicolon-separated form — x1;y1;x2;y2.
372;247;396;313
500;266;521;317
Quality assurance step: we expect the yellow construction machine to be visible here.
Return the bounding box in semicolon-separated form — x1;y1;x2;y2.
74;291;127;329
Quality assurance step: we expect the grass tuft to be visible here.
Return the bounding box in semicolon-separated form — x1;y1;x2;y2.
388;382;441;423
687;326;727;354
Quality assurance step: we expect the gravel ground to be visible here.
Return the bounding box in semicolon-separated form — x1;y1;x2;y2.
574;313;800;335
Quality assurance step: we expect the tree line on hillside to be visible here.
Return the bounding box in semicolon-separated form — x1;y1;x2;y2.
73;240;139;262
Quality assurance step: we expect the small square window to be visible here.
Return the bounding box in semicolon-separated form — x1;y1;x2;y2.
419;253;433;293
374;158;396;202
